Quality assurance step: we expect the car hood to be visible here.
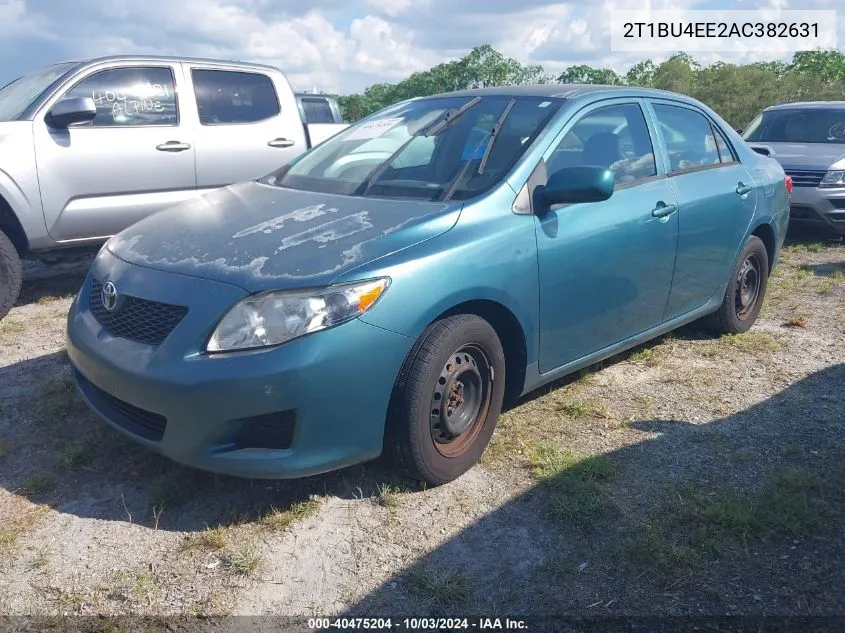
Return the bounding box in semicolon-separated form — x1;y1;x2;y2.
745;141;845;170
107;180;462;292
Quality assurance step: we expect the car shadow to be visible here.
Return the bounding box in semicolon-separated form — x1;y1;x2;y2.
0;345;422;532
14;256;93;307
340;363;845;615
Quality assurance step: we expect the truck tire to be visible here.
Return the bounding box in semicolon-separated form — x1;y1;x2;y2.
0;229;23;321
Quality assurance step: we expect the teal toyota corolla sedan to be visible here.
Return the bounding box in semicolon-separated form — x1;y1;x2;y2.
66;85;791;485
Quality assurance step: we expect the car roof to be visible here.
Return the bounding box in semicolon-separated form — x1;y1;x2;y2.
428;84;690;101
765;101;845;111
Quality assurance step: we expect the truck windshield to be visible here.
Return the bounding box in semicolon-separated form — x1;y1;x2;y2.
744;108;845;144
0;62;78;122
269;95;561;201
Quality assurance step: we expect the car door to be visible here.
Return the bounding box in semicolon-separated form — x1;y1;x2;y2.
187;67;307;191
535;99;679;373
33;63;196;242
647;101;758;321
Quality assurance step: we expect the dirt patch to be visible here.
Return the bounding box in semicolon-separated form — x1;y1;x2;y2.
0;236;843;616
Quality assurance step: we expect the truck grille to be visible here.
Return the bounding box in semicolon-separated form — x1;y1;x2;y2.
89;280;188;345
784;169;825;188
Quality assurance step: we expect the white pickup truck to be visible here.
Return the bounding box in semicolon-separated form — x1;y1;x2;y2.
0;55;348;319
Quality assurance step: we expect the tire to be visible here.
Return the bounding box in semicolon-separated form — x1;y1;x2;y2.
0;229;23;322
705;235;769;334
386;314;506;486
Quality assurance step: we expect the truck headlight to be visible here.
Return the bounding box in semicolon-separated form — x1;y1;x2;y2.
207;278;390;353
820;170;845;187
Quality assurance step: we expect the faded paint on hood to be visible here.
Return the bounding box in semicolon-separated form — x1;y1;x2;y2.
107;180;462;292
745;142;845;170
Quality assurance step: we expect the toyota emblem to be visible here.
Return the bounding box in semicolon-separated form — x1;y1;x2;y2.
101;281;119;312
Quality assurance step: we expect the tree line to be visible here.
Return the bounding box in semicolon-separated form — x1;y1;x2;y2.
337;45;845;130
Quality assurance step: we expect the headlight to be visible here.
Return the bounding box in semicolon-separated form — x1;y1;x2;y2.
206;278;390;353
820;170;845;187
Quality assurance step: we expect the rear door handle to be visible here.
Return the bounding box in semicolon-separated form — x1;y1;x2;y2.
155;141;191;152
651;202;678;218
736;182;753;196
268;138;295;148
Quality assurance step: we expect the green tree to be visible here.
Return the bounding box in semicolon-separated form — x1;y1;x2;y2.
625;60;656;87
789;49;845;84
557;64;622;85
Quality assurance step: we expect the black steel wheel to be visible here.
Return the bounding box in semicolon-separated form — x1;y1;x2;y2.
705;235;769;334
386;314;506;485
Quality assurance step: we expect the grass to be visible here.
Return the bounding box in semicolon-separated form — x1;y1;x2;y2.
0;497;48;559
528;442;616;529
21;473;56;496
700;331;783;357
38;375;80;423
261;496;321;531
783;242;824;254
181;526;228;552
30;547;50;569
227;542;263;576
376;483;403;508
58;443;90;470
552;395;612;420
407;567;472;606
0;318;25;344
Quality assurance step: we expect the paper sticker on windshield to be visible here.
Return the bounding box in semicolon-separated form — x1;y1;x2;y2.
344;117;404;141
539;101;552;108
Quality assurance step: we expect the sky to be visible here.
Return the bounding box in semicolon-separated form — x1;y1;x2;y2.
0;0;842;95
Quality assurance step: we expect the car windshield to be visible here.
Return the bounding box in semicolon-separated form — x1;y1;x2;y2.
268;95;562;201
0;62;78;122
743;108;845;144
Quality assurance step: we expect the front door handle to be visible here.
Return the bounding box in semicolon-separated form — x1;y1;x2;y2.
651;202;678;218
268;137;295;148
156;141;191;152
736;182;753;196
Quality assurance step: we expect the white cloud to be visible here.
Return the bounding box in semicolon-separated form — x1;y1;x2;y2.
2;0;843;94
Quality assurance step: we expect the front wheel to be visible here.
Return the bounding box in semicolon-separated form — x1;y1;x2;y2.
705;235;769;334
0;230;22;321
386;314;506;486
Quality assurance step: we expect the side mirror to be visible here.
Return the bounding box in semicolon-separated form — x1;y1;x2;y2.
541;166;614;207
46;97;97;128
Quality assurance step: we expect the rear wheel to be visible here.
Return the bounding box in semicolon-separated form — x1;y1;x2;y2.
705;235;769;334
386;314;506;485
0;230;22;321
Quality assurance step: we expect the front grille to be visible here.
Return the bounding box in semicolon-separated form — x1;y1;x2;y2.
89;280;188;345
784;169;825;188
77;371;168;441
233;410;296;450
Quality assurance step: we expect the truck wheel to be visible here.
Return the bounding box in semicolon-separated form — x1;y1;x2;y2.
0;230;23;321
386;314;506;486
704;235;769;334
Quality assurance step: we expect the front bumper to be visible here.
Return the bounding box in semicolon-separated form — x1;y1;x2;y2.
67;249;414;479
788;185;845;232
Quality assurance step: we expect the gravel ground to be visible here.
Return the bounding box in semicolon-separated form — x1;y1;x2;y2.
0;232;843;619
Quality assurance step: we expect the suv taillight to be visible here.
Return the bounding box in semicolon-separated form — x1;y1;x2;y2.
785;175;793;194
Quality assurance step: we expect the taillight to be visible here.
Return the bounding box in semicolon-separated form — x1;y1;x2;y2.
785;175;793;194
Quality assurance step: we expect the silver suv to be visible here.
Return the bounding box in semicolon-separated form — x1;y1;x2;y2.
743;101;845;235
0;56;347;319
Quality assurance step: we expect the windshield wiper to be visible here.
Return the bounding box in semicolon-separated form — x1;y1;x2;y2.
477;98;515;175
358;96;482;196
423;96;482;137
440;99;516;201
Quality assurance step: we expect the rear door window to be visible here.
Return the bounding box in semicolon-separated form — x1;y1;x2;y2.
301;97;335;123
652;104;721;173
192;69;280;125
